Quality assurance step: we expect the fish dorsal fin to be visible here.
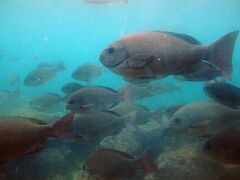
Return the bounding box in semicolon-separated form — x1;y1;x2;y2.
103;110;122;117
99;149;134;159
93;86;118;93
155;31;202;45
45;92;62;98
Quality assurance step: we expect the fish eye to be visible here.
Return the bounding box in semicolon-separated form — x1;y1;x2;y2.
82;164;86;170
174;118;181;125
68;100;74;104
108;47;115;54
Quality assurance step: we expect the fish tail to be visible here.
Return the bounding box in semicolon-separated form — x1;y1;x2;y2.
119;88;133;103
51;113;75;140
137;150;158;173
207;30;239;79
124;111;137;131
56;62;66;71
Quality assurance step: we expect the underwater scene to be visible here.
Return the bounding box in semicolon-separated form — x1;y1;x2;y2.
0;0;240;179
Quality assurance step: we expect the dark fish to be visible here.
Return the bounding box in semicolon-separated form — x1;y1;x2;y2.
72;111;136;142
29;93;63;111
83;0;128;4
204;81;240;108
110;102;151;124
203;130;240;164
61;82;84;94
119;81;181;100
72;63;104;82
99;31;238;84
66;86;123;113
174;61;221;81
0;89;20;105
169;101;240;137
24;62;66;87
83;149;158;180
0;113;74;163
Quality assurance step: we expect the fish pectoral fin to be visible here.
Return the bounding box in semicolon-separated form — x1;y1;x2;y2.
126;54;155;69
81;104;94;108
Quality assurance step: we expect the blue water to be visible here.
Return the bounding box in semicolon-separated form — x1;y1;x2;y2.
0;0;240;179
0;0;239;108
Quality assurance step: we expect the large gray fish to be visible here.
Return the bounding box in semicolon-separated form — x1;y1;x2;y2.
202;130;240;164
72;63;104;82
24;62;66;87
119;81;181;100
169;101;240;137
99;31;238;84
66;86;123;113
29;93;63;111
72;111;136;142
0;89;20;105
83;0;128;4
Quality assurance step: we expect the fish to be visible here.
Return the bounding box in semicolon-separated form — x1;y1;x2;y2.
0;89;20;105
150;103;186;124
0;113;75;163
71;63;104;82
6;73;21;85
83;148;158;180
72;111;136;142
83;0;128;4
203;130;240;164
169;101;240;137
24;62;66;87
66;86;123;113
61;82;84;94
164;103;187;118
119;81;181;100
204;81;240;108
99;31;238;84
0;116;47;125
110;102;151;124
29;93;63;111
174;61;221;81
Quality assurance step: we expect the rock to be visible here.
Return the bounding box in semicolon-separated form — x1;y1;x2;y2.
145;144;226;180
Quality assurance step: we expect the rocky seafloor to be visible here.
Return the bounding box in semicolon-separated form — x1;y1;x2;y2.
0;106;240;180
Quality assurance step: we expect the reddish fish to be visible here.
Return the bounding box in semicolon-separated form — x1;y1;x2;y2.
0;113;74;163
84;149;158;179
203;130;240;164
100;31;238;84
